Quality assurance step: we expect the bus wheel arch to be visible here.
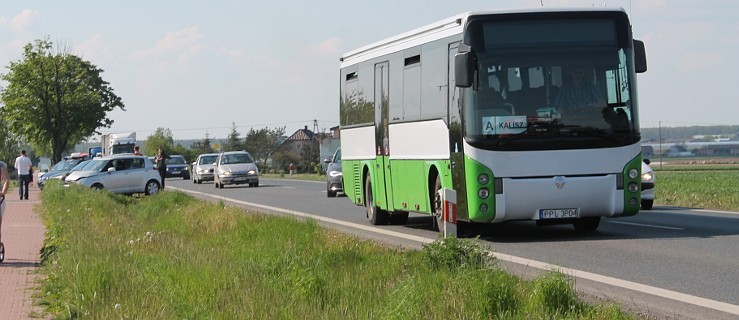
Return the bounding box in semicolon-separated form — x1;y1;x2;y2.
428;167;442;231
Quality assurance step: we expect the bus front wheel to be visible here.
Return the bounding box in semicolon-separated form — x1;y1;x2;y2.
365;175;389;225
432;175;443;232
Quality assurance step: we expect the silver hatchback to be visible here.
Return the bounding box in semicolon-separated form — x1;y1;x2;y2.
214;151;259;189
192;153;219;184
64;154;162;195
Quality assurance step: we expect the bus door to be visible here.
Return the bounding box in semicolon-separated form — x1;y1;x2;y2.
374;61;393;210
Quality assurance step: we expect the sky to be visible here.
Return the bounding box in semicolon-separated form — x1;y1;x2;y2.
1;0;738;140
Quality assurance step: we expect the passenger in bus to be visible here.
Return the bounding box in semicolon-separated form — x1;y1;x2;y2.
553;66;605;113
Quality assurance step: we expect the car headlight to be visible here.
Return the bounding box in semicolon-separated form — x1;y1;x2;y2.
641;172;653;181
247;170;257;175
222;171;231;176
329;170;343;177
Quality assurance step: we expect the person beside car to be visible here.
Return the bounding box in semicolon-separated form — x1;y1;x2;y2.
154;147;170;190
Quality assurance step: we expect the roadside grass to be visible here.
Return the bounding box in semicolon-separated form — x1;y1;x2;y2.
38;184;632;319
654;169;739;212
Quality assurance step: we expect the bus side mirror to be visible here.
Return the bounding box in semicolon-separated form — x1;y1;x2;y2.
634;40;647;73
455;52;473;88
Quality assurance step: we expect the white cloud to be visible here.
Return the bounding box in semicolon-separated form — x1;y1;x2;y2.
130;26;205;70
75;35;114;64
0;9;40;33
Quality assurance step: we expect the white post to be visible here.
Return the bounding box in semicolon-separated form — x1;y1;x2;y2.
441;188;457;238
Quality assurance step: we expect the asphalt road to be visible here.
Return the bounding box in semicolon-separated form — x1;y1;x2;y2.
168;177;739;319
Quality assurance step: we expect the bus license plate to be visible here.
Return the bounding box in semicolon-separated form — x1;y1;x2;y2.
539;208;579;219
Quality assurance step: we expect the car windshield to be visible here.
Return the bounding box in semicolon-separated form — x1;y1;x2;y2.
333;149;342;163
220;153;253;164
70;160;91;171
50;160;81;172
199;155;218;165
166;156;187;165
85;159;110;172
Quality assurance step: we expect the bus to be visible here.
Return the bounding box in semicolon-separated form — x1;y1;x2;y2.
339;7;647;235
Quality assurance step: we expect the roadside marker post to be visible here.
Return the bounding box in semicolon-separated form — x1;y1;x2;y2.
441;188;457;238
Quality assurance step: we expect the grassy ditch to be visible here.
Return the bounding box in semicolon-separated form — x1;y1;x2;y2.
654;169;739;212
38;184;632;319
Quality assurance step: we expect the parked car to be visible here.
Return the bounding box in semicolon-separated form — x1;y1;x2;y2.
38;158;86;189
324;147;343;197
192;153;219;184
165;155;190;180
64;154;161;195
214;151;259;189
641;159;655;210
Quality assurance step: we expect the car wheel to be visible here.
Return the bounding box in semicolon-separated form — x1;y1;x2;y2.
92;183;104;191
219;181;224;189
327;188;336;197
573;217;601;232
145;180;160;195
641;199;654;210
365;174;389;225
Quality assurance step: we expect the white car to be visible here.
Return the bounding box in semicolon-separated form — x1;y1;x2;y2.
192;153;219;184
64;154;161;195
641;159;655;210
214;151;259;189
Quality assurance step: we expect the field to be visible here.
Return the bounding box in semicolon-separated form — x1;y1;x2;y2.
650;157;739;212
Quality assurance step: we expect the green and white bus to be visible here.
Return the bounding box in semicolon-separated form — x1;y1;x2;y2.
339;7;647;235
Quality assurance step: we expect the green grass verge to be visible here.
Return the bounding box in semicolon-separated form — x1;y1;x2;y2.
37;184;632;319
654;169;739;211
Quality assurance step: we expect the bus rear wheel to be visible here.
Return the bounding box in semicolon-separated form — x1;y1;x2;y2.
365;175;389;225
432;175;443;232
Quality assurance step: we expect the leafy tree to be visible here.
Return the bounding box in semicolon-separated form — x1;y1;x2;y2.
172;144;197;163
144;127;174;156
0;38;124;163
300;138;320;174
244;126;286;168
0;114;20;168
223;122;243;151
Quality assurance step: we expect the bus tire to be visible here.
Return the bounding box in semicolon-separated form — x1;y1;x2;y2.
365;175;389;225
432;175;443;232
573;216;600;232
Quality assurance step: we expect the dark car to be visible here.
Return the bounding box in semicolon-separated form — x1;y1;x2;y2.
38;158;86;189
324;147;343;197
165;155;190;180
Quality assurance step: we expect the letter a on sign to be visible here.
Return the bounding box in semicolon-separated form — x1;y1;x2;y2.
441;188;457;238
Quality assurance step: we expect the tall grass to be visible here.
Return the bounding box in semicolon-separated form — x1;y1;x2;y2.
38;184;632;319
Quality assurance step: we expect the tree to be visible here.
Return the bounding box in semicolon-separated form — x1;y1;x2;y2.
144;127;174;156
300;138;320;174
223;122;243;151
191;133;214;154
244;126;286;169
0;112;20;168
0;38;124;163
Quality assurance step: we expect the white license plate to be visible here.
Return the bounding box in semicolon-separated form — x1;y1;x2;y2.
235;177;247;181
539;208;579;219
172;170;180;174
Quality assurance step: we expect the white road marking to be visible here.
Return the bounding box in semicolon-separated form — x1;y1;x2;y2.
608;221;685;230
171;187;739;317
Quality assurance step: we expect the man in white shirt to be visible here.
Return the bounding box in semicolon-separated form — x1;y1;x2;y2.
14;150;32;200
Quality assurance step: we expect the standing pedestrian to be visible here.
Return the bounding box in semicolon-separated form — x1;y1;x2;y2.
133;145;141;156
289;163;294;177
14;150;32;200
154;147;170;190
0;159;10;257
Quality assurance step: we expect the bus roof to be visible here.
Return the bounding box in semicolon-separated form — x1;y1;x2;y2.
339;7;627;68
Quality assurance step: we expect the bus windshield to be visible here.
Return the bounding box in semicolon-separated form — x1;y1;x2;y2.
463;16;639;151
